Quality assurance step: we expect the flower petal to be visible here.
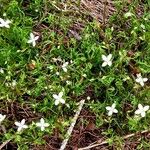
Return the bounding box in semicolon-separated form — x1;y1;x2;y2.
102;62;107;67
17;127;22;132
63;67;67;72
102;55;107;61
23;125;28;129
32;41;36;47
0;18;4;22
144;106;149;111
30;33;34;39
107;54;112;60
107;61;112;66
55;99;59;105
140;81;144;86
15;122;21;126
60;98;65;104
135;78;141;83
108;111;113;116
112;103;116;109
36;122;41;127
40;118;45;124
41;126;45;131
136;73;141;78
106;106;111;111
59;92;63;97
138;104;143;110
27;39;32;43
0;114;6;122
53;94;58;100
21;119;25;125
113;109;118;113
143;78;148;82
44;123;49;127
135;109;141;115
141;111;146;117
35;36;39;41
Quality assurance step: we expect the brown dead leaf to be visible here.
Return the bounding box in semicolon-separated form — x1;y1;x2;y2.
127;0;132;4
86;121;96;130
127;50;135;57
28;60;36;70
128;62;140;75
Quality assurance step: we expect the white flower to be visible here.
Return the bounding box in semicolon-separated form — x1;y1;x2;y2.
140;24;145;30
0;114;6;123
102;54;112;67
53;92;65;105
52;57;62;62
124;12;133;18
0;68;4;74
135;104;149;117
106;103;118;116
0;18;11;28
62;62;69;72
15;119;28;132
36;118;49;131
3;13;7;17
87;96;91;100
56;72;60;75
27;33;39;47
47;65;54;70
82;74;87;78
135;73;148;87
11;80;17;87
5;82;9;87
66;80;71;85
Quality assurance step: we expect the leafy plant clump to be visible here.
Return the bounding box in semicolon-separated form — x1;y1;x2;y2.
0;0;150;149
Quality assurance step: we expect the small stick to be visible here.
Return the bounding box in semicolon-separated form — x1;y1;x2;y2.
59;99;85;150
0;139;11;150
103;0;107;26
78;129;149;150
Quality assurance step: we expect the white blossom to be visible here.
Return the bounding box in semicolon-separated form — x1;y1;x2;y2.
11;80;17;87
27;33;39;47
102;54;112;67
135;73;148;87
0;68;4;74
36;118;49;131
53;92;65;105
82;74;87;78
135;104;149;117
3;13;7;17
0;18;11;28
87;96;91;100
15;119;28;132
124;12;133;18
52;57;62;62
66;80;71;85
56;72;60;75
106;103;118;116
0;114;6;123
62;62;69;72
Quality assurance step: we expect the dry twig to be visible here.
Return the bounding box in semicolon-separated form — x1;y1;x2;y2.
78;130;149;150
59;99;85;150
0;139;11;150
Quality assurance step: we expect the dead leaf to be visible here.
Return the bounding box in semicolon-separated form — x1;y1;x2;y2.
28;60;36;70
86;121;96;130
